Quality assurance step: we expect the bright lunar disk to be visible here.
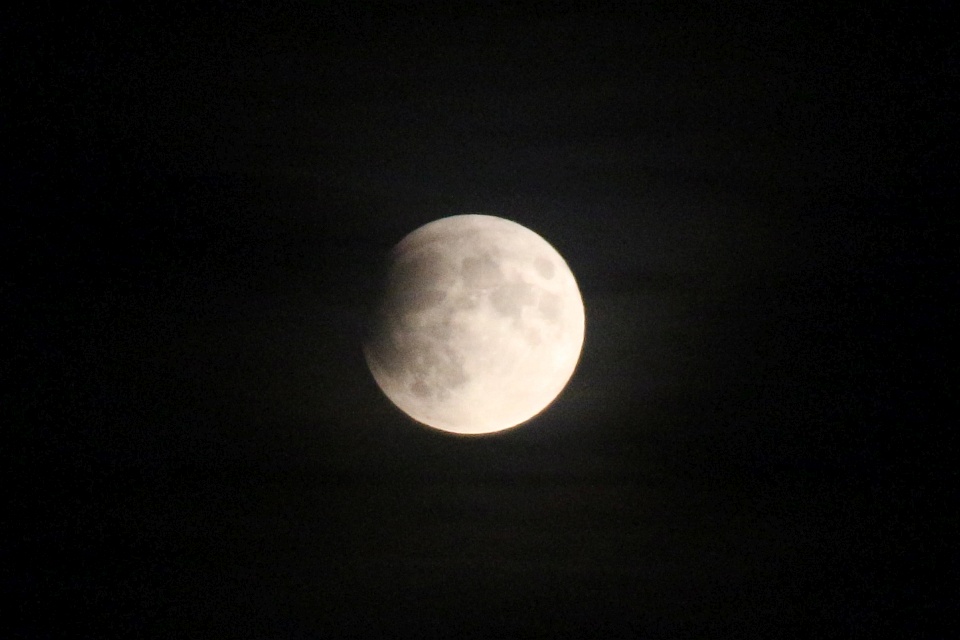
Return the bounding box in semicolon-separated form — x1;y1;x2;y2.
363;214;585;435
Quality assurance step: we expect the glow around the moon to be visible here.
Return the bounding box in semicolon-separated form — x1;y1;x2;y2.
363;214;585;435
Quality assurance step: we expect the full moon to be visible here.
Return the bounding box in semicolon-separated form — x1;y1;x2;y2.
363;214;585;435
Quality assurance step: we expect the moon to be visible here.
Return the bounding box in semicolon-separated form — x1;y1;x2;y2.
363;214;585;435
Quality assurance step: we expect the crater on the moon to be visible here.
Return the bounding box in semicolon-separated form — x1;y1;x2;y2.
538;292;563;323
380;330;470;402
461;252;503;289
491;282;536;318
400;288;446;314
534;256;554;279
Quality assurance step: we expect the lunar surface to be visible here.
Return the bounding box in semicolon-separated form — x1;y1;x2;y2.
363;214;585;435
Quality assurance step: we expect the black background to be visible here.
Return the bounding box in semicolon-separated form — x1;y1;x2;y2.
7;3;954;637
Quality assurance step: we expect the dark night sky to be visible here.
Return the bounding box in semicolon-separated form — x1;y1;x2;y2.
7;3;954;637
